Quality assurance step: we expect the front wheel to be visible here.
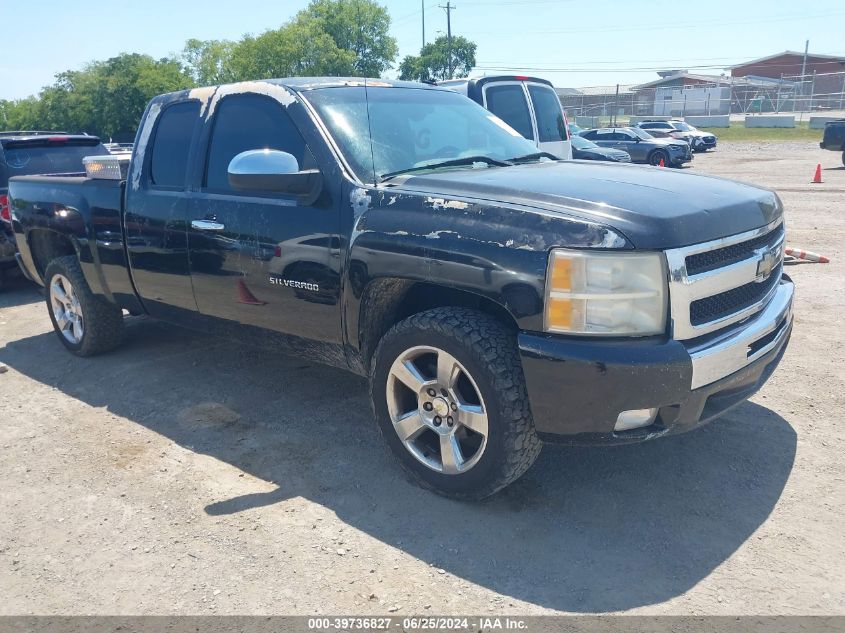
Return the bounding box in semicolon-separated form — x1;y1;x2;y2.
649;149;669;166
370;308;542;500
45;255;124;356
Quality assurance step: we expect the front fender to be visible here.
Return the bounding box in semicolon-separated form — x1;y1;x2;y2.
341;181;633;372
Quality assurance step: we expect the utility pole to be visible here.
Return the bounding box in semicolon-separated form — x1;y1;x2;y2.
439;2;455;79
422;0;425;48
800;39;809;109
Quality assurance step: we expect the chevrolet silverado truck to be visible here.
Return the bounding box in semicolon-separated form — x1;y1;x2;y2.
8;78;794;499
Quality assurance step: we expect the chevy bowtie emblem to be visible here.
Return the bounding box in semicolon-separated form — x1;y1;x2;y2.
754;244;780;282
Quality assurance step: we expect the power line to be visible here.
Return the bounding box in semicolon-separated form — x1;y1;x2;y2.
461;9;845;35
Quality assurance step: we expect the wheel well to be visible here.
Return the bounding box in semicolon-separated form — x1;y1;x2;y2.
28;230;76;280
357;280;519;373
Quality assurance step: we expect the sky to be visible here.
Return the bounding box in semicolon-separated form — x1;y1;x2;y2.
1;0;844;100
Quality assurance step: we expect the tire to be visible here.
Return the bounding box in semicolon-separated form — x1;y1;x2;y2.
44;255;124;356
648;149;669;166
370;307;542;500
841;150;844;167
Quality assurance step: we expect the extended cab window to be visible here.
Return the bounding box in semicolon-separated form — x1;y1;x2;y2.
484;84;534;140
527;85;566;142
150;101;200;188
204;94;312;193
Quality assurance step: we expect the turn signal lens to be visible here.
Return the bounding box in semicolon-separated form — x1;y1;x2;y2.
544;249;667;336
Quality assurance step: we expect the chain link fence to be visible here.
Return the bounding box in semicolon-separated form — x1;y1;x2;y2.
558;71;845;120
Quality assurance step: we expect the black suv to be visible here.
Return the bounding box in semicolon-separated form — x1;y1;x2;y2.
0;132;109;284
819;119;845;166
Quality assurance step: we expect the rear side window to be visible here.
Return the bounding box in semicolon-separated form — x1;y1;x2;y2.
1;141;108;178
150;101;200;188
484;84;534;140
527;85;567;142
204;94;311;193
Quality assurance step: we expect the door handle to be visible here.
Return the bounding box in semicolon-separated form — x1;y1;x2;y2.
191;219;225;231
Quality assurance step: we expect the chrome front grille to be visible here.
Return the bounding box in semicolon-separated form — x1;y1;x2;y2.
665;220;785;341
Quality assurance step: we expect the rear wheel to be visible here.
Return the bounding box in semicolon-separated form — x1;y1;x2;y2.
841;150;844;167
370;307;542;500
649;149;669;166
45;256;124;356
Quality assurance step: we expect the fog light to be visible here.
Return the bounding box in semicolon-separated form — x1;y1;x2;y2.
615;408;658;432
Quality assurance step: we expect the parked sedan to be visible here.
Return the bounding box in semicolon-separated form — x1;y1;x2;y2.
571;134;631;162
580;127;692;166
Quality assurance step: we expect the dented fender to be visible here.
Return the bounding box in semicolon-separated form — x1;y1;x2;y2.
341;180;633;366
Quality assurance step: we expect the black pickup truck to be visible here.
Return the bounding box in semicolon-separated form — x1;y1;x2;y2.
8;78;794;499
1;132;109;286
819;119;845;166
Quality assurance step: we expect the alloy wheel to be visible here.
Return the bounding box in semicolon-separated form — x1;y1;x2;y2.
386;345;489;474
50;274;84;344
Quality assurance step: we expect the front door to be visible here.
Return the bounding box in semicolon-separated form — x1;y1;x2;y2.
187;93;341;345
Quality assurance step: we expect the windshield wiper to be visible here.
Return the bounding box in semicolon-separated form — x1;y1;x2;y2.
506;151;559;163
379;155;512;182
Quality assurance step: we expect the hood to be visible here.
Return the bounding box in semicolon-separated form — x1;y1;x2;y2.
577;147;630;161
393;161;782;250
648;136;689;147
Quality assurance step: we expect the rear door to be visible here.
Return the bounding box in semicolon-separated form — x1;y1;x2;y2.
525;82;572;159
482;82;536;145
186;92;341;344
124;100;201;319
586;129;616;149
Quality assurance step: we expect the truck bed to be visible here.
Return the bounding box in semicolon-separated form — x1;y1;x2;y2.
9;175;142;312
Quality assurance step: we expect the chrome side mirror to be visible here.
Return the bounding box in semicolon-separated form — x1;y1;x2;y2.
228;149;322;204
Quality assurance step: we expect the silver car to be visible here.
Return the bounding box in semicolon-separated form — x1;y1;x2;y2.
580;127;692;166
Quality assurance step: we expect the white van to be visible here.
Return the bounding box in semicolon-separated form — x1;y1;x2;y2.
439;75;573;159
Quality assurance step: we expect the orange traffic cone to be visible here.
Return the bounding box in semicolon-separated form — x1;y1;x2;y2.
658;158;665;167
785;247;830;263
812;163;822;183
236;278;267;305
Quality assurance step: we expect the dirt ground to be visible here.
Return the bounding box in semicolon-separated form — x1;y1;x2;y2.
1;142;843;616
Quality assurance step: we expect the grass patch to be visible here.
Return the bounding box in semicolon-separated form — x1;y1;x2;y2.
697;121;822;142
577;117;823;142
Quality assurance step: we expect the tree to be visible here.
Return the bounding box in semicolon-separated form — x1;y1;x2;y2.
0;54;194;140
299;0;398;77
399;35;476;82
0;97;43;131
181;38;237;86
228;17;356;81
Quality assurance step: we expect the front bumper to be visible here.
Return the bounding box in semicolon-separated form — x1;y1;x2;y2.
519;276;794;444
669;149;692;165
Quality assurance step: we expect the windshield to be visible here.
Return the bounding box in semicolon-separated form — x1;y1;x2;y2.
671;121;693;131
626;127;654;140
1;142;108;177
305;86;539;183
570;135;598;150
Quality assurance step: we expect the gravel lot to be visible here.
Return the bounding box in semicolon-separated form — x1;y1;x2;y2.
1;142;843;615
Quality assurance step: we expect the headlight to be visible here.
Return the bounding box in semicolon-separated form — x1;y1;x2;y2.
544;249;667;336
